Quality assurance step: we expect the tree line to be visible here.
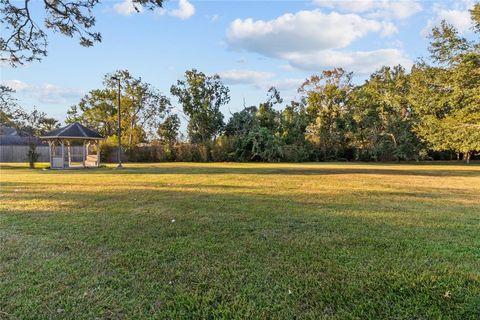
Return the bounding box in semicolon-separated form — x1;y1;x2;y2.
1;5;479;163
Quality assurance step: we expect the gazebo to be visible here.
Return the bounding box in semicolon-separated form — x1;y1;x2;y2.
41;122;104;169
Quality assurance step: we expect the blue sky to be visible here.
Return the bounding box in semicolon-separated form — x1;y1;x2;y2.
1;0;477;124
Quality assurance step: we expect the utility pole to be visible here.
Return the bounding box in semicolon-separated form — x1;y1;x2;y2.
111;76;123;168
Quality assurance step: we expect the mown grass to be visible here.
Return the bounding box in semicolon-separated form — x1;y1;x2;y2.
1;162;479;319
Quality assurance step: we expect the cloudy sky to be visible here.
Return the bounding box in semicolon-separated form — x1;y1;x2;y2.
1;0;477;123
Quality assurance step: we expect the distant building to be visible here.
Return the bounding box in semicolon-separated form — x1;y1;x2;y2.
0;126;48;162
0;126;46;146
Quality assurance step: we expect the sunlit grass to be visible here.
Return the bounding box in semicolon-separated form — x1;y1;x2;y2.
1;162;479;318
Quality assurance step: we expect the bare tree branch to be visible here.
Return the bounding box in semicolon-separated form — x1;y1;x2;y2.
0;0;164;66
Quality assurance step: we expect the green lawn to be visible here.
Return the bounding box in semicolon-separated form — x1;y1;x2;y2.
1;162;479;319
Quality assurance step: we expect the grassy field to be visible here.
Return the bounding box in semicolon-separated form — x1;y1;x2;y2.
1;162;479;319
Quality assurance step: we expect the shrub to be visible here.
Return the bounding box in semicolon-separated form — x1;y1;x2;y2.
27;142;39;169
174;143;194;162
211;137;236;162
282;144;309;162
99;142;116;163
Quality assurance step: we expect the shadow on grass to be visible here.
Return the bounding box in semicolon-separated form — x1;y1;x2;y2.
2;163;480;177
2;181;479;230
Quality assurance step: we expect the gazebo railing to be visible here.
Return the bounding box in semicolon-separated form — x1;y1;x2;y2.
47;139;101;169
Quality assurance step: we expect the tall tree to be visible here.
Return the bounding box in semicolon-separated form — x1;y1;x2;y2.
0;85;59;135
278;100;310;161
356;65;422;161
15;107;60;136
66;89;117;137
0;85;18;127
158;114;180;146
67;70;171;149
170;69;230;148
279;100;308;146
250;87;284;161
157;114;180;160
225;106;258;138
410;6;480;163
0;0;164;66
299;68;353;160
224;105;259;161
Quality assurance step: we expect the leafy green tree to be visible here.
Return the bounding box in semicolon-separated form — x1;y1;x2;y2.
249;126;282;162
256;87;282;130
66;90;117;137
105;70;171;147
158;114;180;160
355;66;422;161
0;87;58;167
278;100;310;161
224;106;259;161
225;106;258;138
410;7;480;163
279;101;308;145
225;88;285;162
0;85;18;127
471;3;480;33
158;114;180;145
67;70;171;149
250;87;286;161
299;68;353;160
1;0;164;66
170;69;230;159
14;107;60;136
1;86;59;136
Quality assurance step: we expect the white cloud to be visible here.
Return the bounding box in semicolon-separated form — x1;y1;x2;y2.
218;70;275;86
217;70;302;91
2;80;28;91
314;0;376;14
280;64;295;71
270;78;305;91
284;49;412;74
114;0;143;16
115;0;195;19
169;0;195;20
421;2;474;36
227;10;395;56
313;0;422;20
380;21;398;36
1;80;84;104
226;10;410;75
208;14;220;23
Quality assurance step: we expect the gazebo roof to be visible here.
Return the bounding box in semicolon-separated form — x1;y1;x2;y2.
41;122;103;140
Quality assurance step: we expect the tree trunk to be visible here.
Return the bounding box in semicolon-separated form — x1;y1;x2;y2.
466;151;471;164
388;133;399;162
128;116;135;149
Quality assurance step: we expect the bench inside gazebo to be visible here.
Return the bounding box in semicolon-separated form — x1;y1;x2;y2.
41;122;104;169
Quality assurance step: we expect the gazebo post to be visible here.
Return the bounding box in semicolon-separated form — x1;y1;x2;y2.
60;140;65;169
52;140;56;168
67;141;72;167
96;141;100;166
48;140;53;167
82;140;86;167
86;141;91;167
